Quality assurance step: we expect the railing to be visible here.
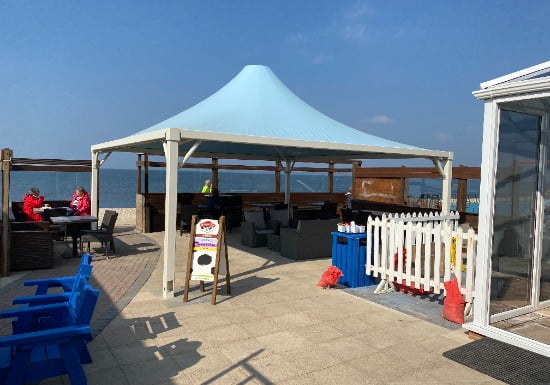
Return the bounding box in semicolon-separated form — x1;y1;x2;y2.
366;211;476;315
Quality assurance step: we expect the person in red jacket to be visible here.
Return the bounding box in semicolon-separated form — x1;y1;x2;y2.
69;186;91;216
23;187;45;221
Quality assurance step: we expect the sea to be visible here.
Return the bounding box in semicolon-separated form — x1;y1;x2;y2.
5;169;480;211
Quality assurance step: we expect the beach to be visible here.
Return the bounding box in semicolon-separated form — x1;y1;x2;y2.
98;207;136;226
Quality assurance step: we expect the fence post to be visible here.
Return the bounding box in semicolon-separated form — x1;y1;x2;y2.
1;148;12;277
414;222;423;284
373;217;380;276
405;221;413;286
433;223;442;293
465;228;476;304
423;222;433;290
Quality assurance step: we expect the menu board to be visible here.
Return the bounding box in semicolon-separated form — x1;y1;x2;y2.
184;216;231;305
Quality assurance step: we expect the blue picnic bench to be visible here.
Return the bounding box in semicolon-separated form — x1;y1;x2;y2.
0;255;100;384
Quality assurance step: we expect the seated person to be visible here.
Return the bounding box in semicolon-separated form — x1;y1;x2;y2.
22;187;44;221
69;186;91;216
205;188;223;219
67;186;91;256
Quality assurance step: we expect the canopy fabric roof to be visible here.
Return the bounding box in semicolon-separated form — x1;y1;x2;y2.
92;65;451;161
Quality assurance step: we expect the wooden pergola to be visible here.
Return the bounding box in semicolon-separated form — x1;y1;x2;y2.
0;148;91;276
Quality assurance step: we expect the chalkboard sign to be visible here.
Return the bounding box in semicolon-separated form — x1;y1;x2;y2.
184;215;231;305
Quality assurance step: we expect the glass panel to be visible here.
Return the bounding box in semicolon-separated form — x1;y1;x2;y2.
490;110;540;315
541;134;550;303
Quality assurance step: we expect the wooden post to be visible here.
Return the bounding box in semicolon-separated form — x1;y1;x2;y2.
351;161;360;197
275;160;281;193
144;153;149;194
183;215;197;303
212;158;218;189
328;161;334;193
400;165;407;205
137;154;142;194
457;178;467;212
1;148;12;277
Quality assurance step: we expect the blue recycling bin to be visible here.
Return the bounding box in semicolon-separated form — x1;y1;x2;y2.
331;232;375;287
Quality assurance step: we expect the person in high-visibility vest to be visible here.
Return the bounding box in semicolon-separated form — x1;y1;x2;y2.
201;179;212;194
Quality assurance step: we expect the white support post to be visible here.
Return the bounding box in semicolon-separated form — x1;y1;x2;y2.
472;101;499;327
91;151;100;220
441;157;453;213
433;157;453;213
163;134;179;299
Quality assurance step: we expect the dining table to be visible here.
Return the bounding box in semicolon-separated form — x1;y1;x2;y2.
33;206;71;215
50;215;99;257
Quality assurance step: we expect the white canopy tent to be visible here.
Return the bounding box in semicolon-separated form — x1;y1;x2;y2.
91;65;453;298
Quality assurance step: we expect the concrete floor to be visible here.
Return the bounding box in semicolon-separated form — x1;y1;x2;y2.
41;229;506;385
492;308;550;345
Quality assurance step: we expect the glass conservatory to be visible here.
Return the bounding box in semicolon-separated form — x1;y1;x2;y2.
466;62;550;357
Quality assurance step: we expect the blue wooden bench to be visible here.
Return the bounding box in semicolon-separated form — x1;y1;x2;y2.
0;274;100;384
22;253;93;295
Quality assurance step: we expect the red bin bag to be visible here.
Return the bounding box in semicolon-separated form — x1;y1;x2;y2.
443;276;466;324
317;266;343;288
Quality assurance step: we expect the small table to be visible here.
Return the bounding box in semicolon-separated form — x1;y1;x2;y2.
33;207;71;214
50;216;98;256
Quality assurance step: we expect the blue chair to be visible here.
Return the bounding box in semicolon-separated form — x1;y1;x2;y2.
0;275;99;384
1;274;99;335
19;253;92;296
0;325;92;385
0;282;98;385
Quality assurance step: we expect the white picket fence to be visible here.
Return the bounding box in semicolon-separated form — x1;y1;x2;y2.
365;211;476;315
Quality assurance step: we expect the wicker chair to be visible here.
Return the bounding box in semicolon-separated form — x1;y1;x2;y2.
10;221;54;270
80;210;118;258
180;204;199;235
240;210;278;248
280;219;340;260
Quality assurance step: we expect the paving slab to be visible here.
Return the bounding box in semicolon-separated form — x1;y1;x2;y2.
0;227;507;384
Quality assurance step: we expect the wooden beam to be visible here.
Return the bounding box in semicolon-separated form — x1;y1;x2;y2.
11;165;91;172
135;160;351;173
12;158;90;166
354;166;480;179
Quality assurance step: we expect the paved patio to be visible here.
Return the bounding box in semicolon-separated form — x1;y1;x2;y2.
1;227;505;384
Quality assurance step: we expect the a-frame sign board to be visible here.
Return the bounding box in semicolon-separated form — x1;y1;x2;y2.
184;215;231;305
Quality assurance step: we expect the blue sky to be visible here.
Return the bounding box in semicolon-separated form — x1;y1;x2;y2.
1;0;550;168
